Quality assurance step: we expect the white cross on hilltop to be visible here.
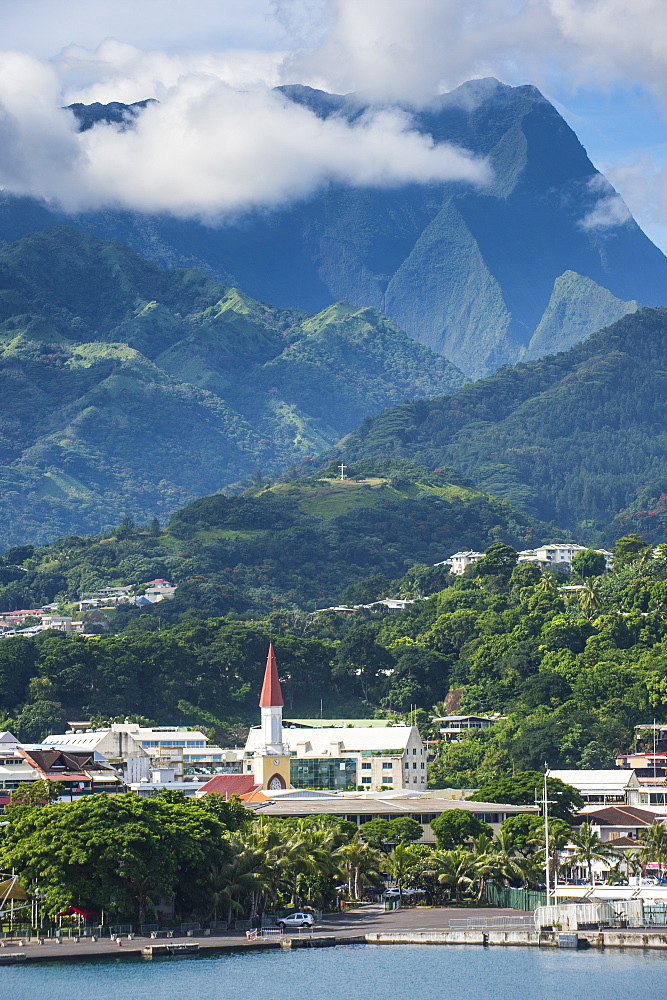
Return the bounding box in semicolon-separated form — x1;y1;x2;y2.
339;463;347;481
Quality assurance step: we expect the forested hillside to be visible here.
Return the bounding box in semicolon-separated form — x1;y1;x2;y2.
336;307;667;540
2;534;665;783
0;461;565;616
0;227;465;547
0;79;661;377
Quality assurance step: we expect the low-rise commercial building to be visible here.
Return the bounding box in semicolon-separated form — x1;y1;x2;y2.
242;790;538;842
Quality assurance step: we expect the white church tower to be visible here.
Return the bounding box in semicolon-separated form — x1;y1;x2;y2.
251;642;291;790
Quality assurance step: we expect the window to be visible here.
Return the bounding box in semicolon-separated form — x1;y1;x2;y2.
420;763;425;769
413;762;417;769
405;761;410;768
361;775;372;784
142;741;158;748
290;758;356;791
382;762;393;770
412;749;417;755
361;762;372;770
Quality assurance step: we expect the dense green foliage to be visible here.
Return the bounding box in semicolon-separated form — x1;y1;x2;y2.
468;773;583;822
0;461;563;615
1;531;666;778
430;809;493;849
0;792;238;921
338;308;667;539
0;226;466;548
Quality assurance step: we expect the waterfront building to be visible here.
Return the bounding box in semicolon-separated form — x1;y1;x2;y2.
0;736;122;812
242;789;537;842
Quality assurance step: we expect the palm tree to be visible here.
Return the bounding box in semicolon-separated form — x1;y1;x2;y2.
579;579;603;618
422;848;478;904
489;829;540;889
570;823;619;887
640;821;667;874
217;829;276;924
388;842;421;901
335;835;383;900
537;574;558;596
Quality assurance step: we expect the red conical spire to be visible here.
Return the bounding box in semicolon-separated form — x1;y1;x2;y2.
259;642;284;707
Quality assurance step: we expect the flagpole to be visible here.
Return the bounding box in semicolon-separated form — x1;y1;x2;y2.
544;765;551;905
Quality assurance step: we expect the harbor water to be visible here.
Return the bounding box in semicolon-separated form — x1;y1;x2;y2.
4;943;667;1000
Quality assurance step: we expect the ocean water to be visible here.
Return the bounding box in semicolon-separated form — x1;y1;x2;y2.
4;943;667;1000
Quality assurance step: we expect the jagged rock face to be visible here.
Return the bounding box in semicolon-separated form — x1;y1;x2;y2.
1;79;663;377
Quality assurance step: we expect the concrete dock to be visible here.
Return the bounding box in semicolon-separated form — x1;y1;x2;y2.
2;905;667;964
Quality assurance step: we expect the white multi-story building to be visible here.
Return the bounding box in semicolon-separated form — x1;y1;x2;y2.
46;724;242;781
434;715;499;741
244;723;427;792
518;544;612;571
435;550;485;576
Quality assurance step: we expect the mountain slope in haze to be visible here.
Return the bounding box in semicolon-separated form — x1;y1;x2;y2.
0;79;661;377
0;226;465;548
334;307;667;540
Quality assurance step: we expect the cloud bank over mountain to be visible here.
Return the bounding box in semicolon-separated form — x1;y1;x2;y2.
1;0;667;225
0;52;490;219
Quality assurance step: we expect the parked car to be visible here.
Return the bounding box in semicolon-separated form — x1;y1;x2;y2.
277;912;315;930
384;888;401;897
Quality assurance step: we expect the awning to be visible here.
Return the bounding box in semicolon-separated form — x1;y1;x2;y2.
0;878;29;901
69;906;98;919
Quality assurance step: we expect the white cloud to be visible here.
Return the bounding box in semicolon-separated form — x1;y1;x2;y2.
59;40;286;106
606;158;667;240
0;55;490;219
580;175;632;231
3;1;667;228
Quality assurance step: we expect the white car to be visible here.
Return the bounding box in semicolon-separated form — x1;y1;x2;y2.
277;912;315;930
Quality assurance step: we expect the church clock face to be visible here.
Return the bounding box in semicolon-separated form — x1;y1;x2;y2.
273;759;281;766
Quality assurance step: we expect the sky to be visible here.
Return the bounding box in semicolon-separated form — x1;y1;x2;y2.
1;0;667;248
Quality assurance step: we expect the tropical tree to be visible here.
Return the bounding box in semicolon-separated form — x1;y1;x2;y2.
579;579;603;618
6;779;64;811
640;821;667;874
359;817;422;852
569;823;619;886
421;848;479;904
488;828;540;889
430;809;493;849
571;549;606;580
335;835;383;899
387;842;422;900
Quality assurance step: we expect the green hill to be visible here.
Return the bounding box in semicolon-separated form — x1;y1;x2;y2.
334;307;667;540
0;226;466;548
0;461;570;616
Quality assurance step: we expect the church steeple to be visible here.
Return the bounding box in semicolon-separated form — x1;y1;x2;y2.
259;642;284;708
259;642;285;754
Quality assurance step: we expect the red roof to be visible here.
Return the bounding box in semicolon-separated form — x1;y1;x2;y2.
197;774;260;798
259;642;284;708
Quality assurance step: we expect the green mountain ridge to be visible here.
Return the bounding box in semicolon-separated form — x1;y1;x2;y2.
0;226;466;548
334;307;667;540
